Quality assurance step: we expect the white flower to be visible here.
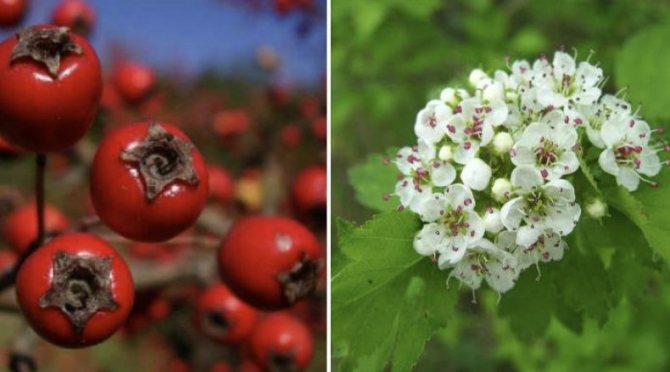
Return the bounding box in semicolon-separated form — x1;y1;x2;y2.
500;165;581;247
510;111;579;180
446;97;508;164
469;69;489;87
491;178;512;202
442;238;518;293
533;51;603;108
571;94;633;148
597;115;662;191
394;141;457;212
413;184;485;264
492;131;514;154
460;158;492;191
483;208;503;233
414;99;453;144
497;230;567;270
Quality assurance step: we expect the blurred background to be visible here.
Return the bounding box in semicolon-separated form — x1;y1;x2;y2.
333;0;670;370
0;0;326;371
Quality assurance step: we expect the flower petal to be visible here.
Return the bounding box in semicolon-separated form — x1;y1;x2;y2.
500;197;525;230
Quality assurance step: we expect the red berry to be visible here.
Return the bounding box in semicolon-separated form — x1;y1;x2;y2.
3;202;70;253
15;233;134;347
112;61;156;105
218;216;323;310
291;166;326;217
90;121;209;242
210;362;232;372
0;0;27;27
208;165;235;205
238;359;263;372
0;249;17;274
194;283;258;344
51;0;95;37
310;116;327;141
248;313;313;371
0;25;102;152
212;109;251;141
280;124;303;149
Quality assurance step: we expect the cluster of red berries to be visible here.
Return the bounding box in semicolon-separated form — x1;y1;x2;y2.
0;1;326;370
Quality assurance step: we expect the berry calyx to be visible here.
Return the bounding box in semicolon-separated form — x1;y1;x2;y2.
11;26;82;77
120;122;199;202
39;251;118;334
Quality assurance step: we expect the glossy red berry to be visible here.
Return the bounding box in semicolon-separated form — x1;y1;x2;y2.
3;202;70;253
15;233;134;347
194;283;258;344
291;166;326;217
51;0;95;37
218;216;323;310
91;121;209;242
0;25;102;152
208;165;235;205
248;313;313;371
112;61;156;105
0;0;27;27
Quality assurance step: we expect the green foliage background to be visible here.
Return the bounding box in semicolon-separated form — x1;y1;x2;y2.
332;0;670;370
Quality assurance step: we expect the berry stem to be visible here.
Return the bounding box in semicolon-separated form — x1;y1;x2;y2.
35;154;46;247
0;154;48;292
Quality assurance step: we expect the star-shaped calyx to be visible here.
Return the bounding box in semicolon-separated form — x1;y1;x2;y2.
11;26;82;77
276;253;323;305
121;122;200;202
39;251;118;335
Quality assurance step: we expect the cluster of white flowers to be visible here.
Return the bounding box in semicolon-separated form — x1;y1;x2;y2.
394;51;666;295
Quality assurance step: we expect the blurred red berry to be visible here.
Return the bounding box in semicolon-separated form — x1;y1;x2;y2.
194;283;259;344
248;313;313;371
310;116;327;141
212;109;251;141
292;166;326;217
280;124;303;149
51;0;95;37
208;165;235;205
0;0;27;27
3;201;70;253
113;61;156;105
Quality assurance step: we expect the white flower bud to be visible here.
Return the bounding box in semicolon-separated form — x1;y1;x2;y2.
482;81;504;102
469;69;488;87
460;158;492;191
484;208;503;233
505;90;519;102
438;145;453;161
492;132;514;154
440;88;469;106
585;198;607;219
492;177;512;202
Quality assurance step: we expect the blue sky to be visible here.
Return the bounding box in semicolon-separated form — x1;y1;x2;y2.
0;0;326;86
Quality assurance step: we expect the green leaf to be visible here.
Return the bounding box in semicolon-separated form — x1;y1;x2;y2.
616;22;670;122
352;3;387;40
498;268;556;340
333;211;457;371
348;149;400;212
602;169;670;263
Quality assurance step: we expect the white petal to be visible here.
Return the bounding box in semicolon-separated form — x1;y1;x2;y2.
537;88;569;108
548;203;580;235
517;122;549;148
516;225;541;247
550;123;578;149
500;197;525;230
544;178;576;202
415;193;447;223
600;118;626;147
438;235;469;265
553;51;576;77
485;99;509;127
395;147;416;174
394;179;414;207
465;212;486;243
598;149;619;176
617;166;640;191
484;258;518;293
445;183;476;211
460;158;492;191
556;151;579;176
637;150;662;177
543;233;567;261
417;139;436;160
585;124;606;148
431;160;457;187
510;145;536;167
447;258;484;290
574;86;601;106
479;121;495;146
414;223;445;256
445;115;467;143
483;208;503;233
453;141;480;165
575;61;602;88
511;165;544;190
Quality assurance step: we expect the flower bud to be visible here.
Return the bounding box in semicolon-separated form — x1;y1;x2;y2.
492;178;512;202
482;82;504;102
460;158;492;191
492;132;514;154
585;198;607;219
440;88;468;106
438;145;453;161
469;69;488;87
484;208;503;233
